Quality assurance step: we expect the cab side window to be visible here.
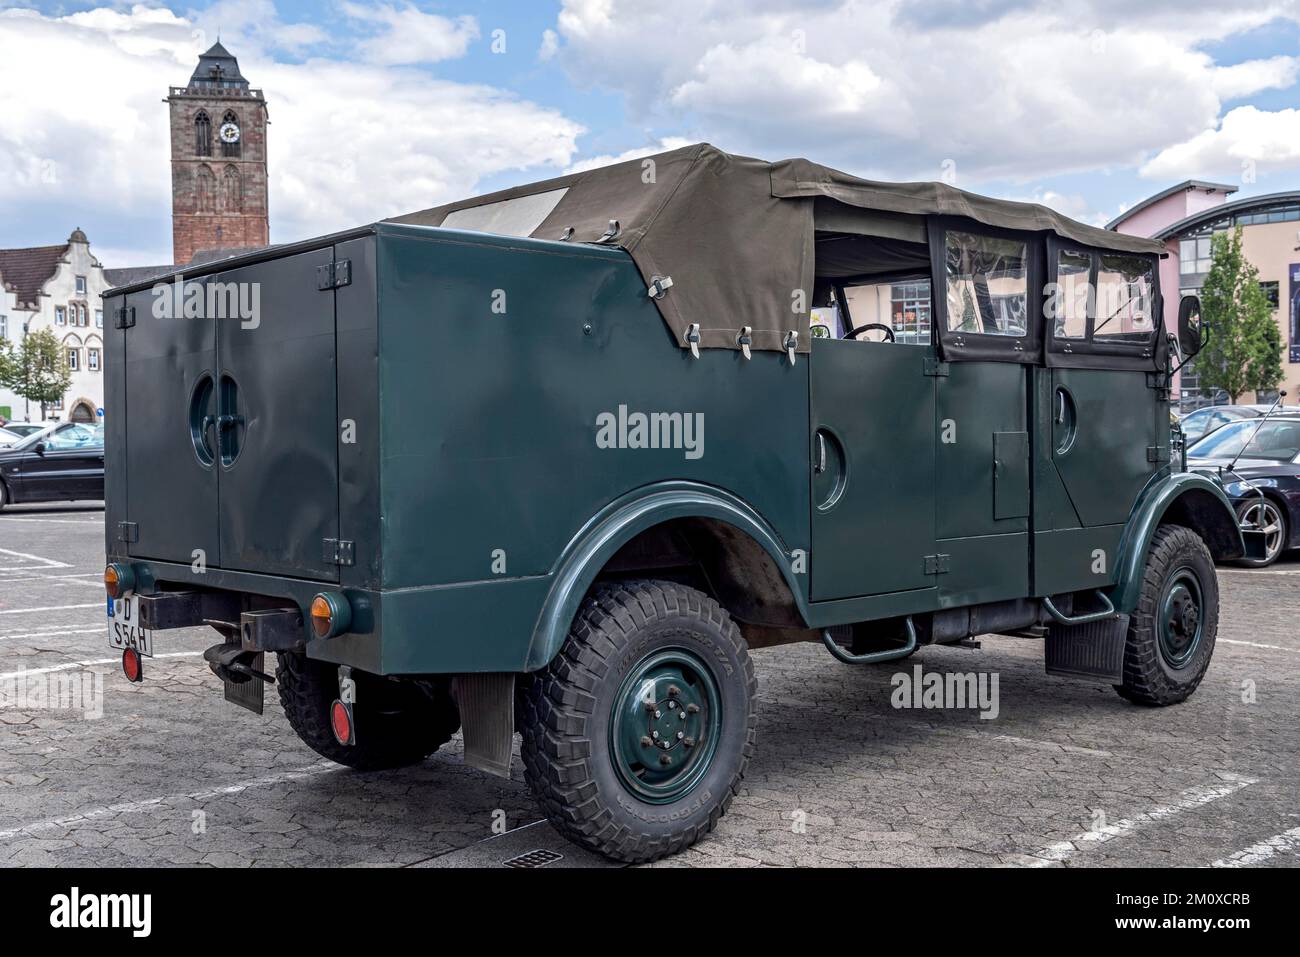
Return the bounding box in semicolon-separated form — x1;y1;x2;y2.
1046;243;1159;367
837;277;932;344
943;232;1028;337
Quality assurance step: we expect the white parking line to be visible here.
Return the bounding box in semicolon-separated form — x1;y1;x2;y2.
0;603;105;615
0;517;102;526
0;651;203;682
1024;774;1258;867
0;627;105;642
0;762;337;841
0;547;70;569
1221;639;1299;654
0;572;102;584
1211;826;1300;868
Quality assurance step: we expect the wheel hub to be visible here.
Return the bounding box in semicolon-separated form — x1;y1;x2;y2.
611;648;721;803
1158;569;1204;669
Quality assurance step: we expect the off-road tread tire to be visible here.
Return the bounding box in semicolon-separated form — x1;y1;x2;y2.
521;580;757;863
276;652;459;771
1115;524;1218;707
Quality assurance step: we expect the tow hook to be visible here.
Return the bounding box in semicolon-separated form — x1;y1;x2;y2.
330;666;356;746
203;641;275;685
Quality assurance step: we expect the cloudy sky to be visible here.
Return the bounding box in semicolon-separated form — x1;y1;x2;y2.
2;0;1299;266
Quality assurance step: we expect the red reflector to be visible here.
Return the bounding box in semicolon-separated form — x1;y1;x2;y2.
330;699;353;746
122;647;143;683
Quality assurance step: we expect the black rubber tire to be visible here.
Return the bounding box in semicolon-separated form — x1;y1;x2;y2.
1115;525;1219;707
521;580;757;863
275;652;460;771
0;479;8;511
1233;497;1288;568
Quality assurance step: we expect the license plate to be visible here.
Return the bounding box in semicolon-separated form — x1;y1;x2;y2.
107;595;154;657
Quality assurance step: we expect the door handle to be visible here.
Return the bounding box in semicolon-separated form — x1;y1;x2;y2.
814;432;827;474
1056;389;1066;424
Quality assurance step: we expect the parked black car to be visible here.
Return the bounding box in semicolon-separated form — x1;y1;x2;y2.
1188;415;1300;566
0;423;104;510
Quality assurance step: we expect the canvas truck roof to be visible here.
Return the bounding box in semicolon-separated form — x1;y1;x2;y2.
388;143;1165;355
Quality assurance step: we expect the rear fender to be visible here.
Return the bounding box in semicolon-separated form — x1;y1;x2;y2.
524;481;807;671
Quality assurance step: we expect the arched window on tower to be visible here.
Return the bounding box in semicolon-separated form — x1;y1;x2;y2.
222;166;242;212
221;110;241;158
195;111;212;156
196;165;216;213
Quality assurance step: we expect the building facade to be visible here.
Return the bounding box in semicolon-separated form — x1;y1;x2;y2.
168;42;269;265
0;229;110;424
1109;181;1300;410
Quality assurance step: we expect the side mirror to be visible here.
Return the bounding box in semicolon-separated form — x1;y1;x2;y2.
33;442;46;456
1178;295;1204;359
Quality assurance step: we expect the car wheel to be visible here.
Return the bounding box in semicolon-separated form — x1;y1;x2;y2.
521;580;757;863
0;479;8;511
1115;525;1218;707
1234;497;1288;567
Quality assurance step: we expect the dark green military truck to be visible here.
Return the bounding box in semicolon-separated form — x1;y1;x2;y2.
102;144;1250;862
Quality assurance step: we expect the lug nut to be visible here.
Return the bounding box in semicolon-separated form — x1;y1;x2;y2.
679;711;687;720
654;709;661;718
676;731;684;739
652;730;660;740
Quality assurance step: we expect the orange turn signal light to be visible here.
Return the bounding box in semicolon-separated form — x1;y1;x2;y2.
104;563;135;600
310;592;352;639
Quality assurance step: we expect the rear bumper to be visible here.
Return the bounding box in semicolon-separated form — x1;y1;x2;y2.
109;557;548;676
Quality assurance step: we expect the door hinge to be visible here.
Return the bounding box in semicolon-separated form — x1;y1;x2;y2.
923;553;951;575
1147;446;1170;463
114;306;136;329
117;521;139;543
924;357;950;377
316;259;352;291
1145;371;1171;400
323;538;355;566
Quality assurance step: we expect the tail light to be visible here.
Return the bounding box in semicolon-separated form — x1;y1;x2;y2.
310;592;352;639
104;563;136;600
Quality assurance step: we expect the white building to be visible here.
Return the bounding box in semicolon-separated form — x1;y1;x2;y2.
0;229;111;424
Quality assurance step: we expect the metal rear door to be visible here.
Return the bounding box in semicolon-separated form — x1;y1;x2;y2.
123;285;221;564
214;249;341;581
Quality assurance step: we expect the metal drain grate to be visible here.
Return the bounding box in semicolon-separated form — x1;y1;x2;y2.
504;848;563;869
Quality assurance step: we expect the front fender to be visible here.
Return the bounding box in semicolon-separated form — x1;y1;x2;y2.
524;481;807;671
1111;471;1243;614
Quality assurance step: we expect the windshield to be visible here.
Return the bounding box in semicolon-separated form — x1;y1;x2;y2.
1188;418;1300;462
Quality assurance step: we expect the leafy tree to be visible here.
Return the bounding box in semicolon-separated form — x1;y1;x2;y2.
0;327;72;419
1194;227;1283;402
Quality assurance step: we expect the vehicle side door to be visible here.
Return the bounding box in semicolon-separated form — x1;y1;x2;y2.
928;221;1037;605
1035;240;1164;595
19;425;96;501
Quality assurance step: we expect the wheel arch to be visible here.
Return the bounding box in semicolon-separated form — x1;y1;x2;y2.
524;482;808;671
1112;473;1243;614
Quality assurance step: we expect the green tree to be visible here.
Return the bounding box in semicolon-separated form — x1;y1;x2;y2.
1194;226;1283;402
0;327;72;419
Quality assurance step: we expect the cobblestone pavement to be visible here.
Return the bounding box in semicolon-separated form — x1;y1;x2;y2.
1;502;1296;868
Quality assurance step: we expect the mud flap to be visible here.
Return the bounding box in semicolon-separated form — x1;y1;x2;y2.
223;652;266;715
453;673;516;778
1045;614;1129;682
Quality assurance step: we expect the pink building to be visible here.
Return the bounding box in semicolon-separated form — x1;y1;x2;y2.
1108;181;1300;410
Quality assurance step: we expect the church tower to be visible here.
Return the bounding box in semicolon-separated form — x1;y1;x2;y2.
167;42;269;265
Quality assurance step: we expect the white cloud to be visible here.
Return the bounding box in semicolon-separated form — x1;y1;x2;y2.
1141;105;1300;181
564;136;694;173
551;0;1300;182
0;5;583;264
339;3;480;66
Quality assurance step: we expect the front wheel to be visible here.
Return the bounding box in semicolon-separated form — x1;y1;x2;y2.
1115;525;1219;706
521;580;757;863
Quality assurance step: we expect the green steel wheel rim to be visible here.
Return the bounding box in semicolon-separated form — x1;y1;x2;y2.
1158;565;1204;670
610;646;722;804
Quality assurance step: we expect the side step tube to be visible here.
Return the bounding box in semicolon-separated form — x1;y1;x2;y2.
1042;590;1116;626
822;617;918;665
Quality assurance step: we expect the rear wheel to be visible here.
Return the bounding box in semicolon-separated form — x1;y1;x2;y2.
0;480;7;511
1234;497;1288;567
1115;525;1218;706
521;580;757;863
276;653;460;770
